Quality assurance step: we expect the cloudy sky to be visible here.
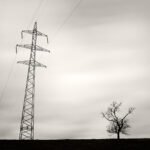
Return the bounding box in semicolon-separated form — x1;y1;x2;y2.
0;0;150;139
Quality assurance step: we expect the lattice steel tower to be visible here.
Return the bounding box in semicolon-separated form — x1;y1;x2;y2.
16;22;50;140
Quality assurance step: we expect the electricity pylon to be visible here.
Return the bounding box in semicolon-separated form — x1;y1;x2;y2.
16;22;50;140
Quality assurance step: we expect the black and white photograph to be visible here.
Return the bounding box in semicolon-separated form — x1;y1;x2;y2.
0;0;150;149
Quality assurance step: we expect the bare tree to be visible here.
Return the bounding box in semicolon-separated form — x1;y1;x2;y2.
102;101;135;139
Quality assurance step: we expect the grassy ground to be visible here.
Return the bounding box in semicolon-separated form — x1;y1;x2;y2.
0;139;150;150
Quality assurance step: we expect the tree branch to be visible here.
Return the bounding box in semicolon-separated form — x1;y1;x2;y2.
102;112;114;122
122;107;135;121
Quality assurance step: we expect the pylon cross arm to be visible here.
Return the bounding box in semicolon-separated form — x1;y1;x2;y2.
36;45;50;53
21;30;33;38
17;60;47;68
16;44;50;53
37;31;49;43
21;30;49;43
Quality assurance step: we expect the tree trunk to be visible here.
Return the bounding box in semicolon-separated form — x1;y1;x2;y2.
117;132;120;140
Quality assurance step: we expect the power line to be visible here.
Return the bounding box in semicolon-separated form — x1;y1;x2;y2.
0;55;17;103
27;0;46;29
51;0;83;41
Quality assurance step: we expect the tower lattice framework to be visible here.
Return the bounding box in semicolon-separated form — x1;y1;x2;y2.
16;22;50;140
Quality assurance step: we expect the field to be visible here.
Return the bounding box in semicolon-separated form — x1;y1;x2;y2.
0;139;150;150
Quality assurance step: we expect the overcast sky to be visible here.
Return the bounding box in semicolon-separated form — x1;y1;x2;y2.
0;0;150;139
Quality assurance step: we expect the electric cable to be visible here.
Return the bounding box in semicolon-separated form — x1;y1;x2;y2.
0;55;17;103
27;0;45;29
51;0;83;42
